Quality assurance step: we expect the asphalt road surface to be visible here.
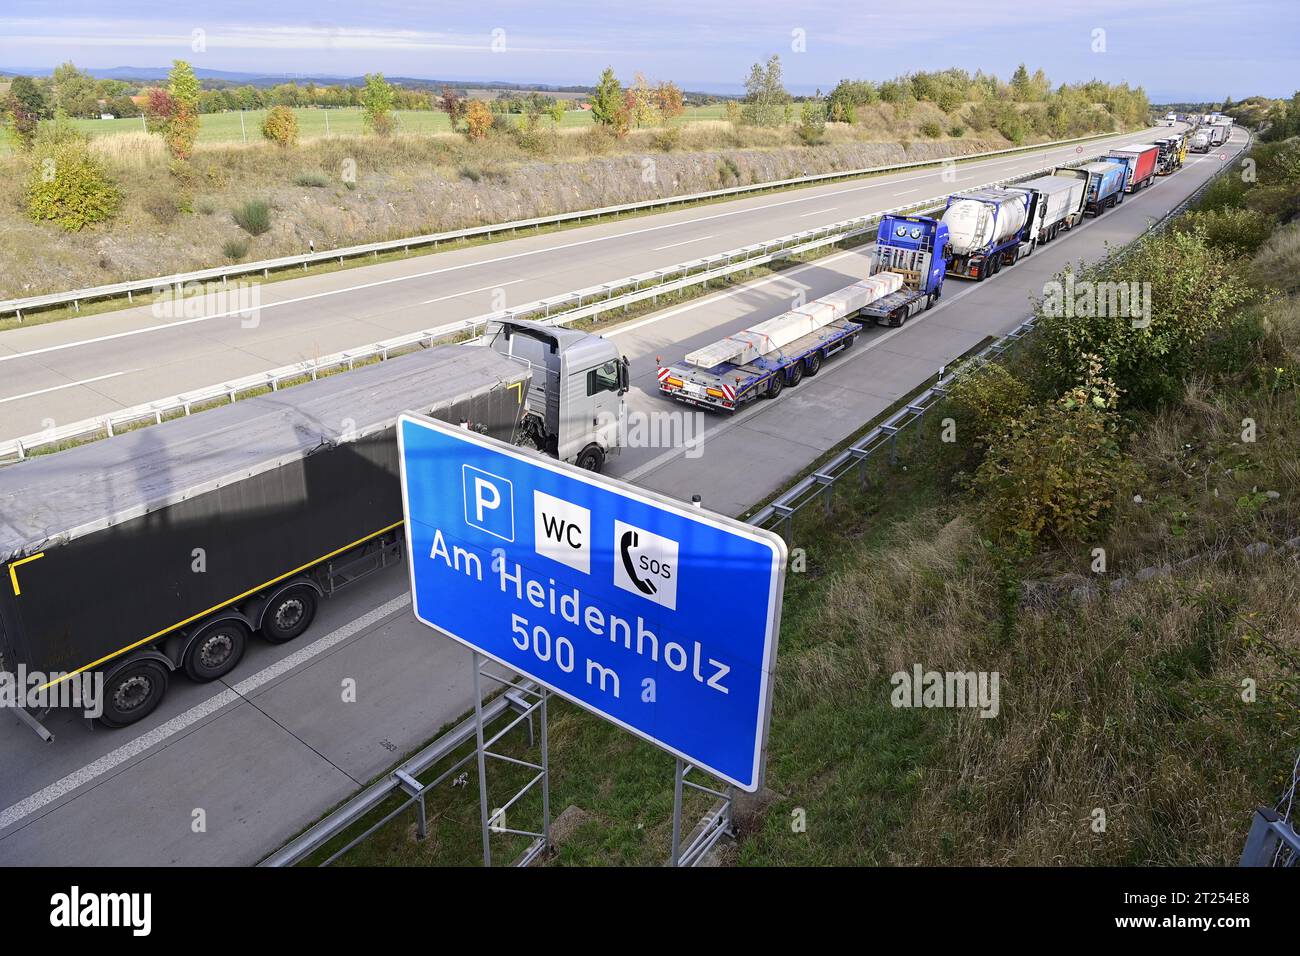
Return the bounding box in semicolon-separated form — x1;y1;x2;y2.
0;126;1244;865
0;126;1174;443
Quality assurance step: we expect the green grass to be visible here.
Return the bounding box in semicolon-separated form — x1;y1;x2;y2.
24;104;729;148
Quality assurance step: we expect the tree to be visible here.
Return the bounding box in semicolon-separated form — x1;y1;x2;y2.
260;105;299;147
624;72;658;128
2;76;46;149
654;81;684;122
106;94;140;119
9;76;49;120
742;56;789;127
548;98;566;126
464;99;493;141
590;67;624;127
52;62;99;118
165;60;201;160
143;88;177;135
361;73;396;136
440;86;466;130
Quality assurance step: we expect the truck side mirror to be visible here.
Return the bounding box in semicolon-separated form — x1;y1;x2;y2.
618;356;630;395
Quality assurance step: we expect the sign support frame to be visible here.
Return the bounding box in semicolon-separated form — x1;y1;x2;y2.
470;652;552;867
668;759;736;866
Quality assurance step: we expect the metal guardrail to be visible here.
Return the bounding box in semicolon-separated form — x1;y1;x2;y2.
746;130;1249;539
0;156;1091;464
0;131;1131;321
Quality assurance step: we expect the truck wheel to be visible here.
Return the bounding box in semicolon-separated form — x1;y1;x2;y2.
787;362;804;387
576;445;605;472
805;351;823;376
182;621;249;682
262;586;318;644
766;375;784;400
100;660;169;728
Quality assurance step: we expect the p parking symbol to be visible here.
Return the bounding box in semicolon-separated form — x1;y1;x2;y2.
462;465;515;542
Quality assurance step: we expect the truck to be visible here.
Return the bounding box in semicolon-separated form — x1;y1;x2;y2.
1069;161;1126;215
1164;111;1177;125
0;320;628;731
1009;175;1088;244
941;188;1033;280
1208;124;1230;147
857;214;951;326
656;215;951;413
1190;129;1211;153
1105;144;1160;193
1155;134;1186;174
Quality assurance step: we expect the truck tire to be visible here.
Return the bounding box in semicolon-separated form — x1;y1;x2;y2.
576;445;605;472
182;620;249;682
787;362;804;388
766;375;784;400
262;586;318;644
100;660;169;728
805;351;823;376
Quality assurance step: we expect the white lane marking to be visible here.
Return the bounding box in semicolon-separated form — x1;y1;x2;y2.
0;133;1150;367
895;188;920;196
0;593;411;834
420;278;526;305
0;370;136;405
799;207;839;217
653;235;716;251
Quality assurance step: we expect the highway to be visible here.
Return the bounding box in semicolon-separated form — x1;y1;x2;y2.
0;126;1244;866
0;126;1170;444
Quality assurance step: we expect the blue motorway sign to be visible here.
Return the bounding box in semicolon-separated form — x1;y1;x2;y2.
397;414;787;791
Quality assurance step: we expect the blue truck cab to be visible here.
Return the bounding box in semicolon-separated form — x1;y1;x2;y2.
1080;160;1126;215
858;214;952;326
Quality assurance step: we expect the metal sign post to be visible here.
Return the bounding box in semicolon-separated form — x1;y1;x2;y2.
470;652;551;867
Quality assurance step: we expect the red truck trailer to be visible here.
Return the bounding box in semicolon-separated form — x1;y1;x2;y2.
1104;144;1160;193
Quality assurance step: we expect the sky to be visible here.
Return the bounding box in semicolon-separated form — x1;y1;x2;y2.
0;0;1295;101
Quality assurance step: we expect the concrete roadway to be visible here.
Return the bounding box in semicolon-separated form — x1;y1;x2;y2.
0;127;1242;866
0;125;1174;443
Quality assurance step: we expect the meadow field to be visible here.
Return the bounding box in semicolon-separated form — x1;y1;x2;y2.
55;103;730;144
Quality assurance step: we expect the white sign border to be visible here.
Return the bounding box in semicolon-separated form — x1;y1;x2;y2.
396;412;787;792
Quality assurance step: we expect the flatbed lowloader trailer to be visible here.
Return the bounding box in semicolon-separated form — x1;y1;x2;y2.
0;320;627;730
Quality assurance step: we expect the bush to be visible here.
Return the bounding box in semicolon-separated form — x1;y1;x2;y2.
142;190;182;224
1034;230;1256;410
232;199;272;236
651;126;682;151
464;100;492;141
970;366;1133;548
222;238;249;260
1249;223;1300;294
797;100;827;145
949;125;965;138
261;105;299;148
1175;207;1274;257
26;140;121;231
945;362;1033;465
293;171;330;188
919;120;943;138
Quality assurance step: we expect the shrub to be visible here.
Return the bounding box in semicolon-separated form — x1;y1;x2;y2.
1034;230;1256;411
261;105;299;148
949;125;966;138
796;100;827;145
464;100;492;141
232;199;271;236
945;362;1033;463
652;126;682;151
142;190;182;224
293;171;329;188
26;140;121;231
1249;223;1300;294
919;120;943;138
1175;207;1274;257
222;238;249;260
970;364;1133;548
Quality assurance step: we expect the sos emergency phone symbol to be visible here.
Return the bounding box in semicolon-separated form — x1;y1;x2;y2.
613;520;679;610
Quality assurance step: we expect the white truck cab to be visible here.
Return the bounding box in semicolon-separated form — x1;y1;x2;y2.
482;319;629;471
